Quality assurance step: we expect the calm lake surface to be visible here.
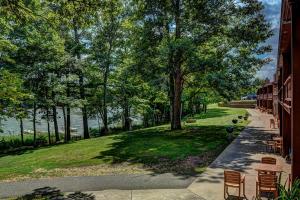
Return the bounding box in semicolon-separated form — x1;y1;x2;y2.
0;108;139;136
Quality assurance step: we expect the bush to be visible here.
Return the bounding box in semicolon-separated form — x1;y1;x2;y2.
0;138;9;151
36;135;47;145
226;126;234;133
232;119;238;124
89;128;101;137
186;118;197;123
278;179;300;200
238;116;243;119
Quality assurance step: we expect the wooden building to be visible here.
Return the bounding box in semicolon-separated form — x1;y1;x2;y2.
277;0;300;182
256;83;275;114
257;0;300;181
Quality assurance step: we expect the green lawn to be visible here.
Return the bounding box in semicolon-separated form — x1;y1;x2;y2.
0;105;249;181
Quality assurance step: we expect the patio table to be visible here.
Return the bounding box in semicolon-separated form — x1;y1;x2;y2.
254;163;283;173
272;137;283;141
254;163;283;184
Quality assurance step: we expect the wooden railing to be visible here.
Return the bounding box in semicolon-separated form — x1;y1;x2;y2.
284;75;292;102
279;75;292;114
267;93;273;99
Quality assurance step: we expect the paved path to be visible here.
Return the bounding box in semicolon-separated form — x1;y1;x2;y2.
0;109;291;200
0;173;195;198
188;109;291;199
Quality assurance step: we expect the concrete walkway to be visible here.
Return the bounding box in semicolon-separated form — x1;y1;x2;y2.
0;173;195;198
188;109;291;199
0;109;291;200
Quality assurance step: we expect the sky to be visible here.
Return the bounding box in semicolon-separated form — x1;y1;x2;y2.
257;0;282;80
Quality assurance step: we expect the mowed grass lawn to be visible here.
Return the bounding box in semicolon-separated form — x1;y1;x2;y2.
0;105;249;181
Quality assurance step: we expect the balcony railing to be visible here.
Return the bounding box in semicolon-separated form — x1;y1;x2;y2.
284;75;291;102
278;75;292;114
267;93;273;99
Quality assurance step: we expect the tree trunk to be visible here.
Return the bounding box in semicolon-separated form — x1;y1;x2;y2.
46;108;51;144
123;99;130;131
96;112;101;135
66;72;71;142
62;106;67;143
170;0;183;130
66;106;71;141
73;21;89;139
80;75;89;139
101;38;113;135
171;70;182;129
52;105;59;142
169;73;175;129
102;67;109;134
33;102;37;146
20;118;24;145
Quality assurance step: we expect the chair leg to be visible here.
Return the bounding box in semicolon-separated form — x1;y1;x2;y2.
224;185;226;199
243;181;245;197
256;183;258;199
274;190;278;199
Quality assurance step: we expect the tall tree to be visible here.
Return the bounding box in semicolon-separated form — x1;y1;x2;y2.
134;0;272;129
50;0;101;139
90;0;125;134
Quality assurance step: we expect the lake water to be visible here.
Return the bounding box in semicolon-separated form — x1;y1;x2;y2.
0;108;137;136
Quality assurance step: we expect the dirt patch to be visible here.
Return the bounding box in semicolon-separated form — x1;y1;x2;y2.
1;151;219;182
144;151;217;175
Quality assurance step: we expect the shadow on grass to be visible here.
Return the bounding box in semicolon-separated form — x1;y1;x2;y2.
92;124;247;178
0;141;76;158
192;108;233;120
15;187;95;200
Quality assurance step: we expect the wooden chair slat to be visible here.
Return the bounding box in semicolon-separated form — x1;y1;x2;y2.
261;157;276;165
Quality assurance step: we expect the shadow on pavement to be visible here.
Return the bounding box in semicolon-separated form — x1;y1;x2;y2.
15;187;95;200
194;125;281;184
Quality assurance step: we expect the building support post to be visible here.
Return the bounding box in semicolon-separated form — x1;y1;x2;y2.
290;0;300;181
282;53;291;157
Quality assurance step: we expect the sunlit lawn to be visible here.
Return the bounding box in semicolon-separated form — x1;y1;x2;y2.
0;104;249;181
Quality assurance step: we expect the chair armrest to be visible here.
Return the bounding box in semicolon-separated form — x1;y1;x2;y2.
241;174;245;183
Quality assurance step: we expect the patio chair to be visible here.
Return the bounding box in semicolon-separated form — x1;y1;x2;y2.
275;139;283;155
276;118;280;129
265;140;276;153
260;157;277;175
270;119;275;129
224;170;245;199
256;174;278;199
261;157;276;165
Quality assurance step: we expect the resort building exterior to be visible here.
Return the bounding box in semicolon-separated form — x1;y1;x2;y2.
257;0;300;181
256;82;275;114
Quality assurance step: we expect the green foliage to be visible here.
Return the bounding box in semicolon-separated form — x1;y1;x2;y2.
0;0;271;142
185;118;196;123
0;134;57;151
278;179;300;200
0;105;248;181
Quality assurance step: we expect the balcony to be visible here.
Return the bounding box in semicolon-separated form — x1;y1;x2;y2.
267;93;273;100
284;75;291;102
278;75;292;114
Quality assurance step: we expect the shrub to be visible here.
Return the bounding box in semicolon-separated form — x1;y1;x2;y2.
278;179;300;200
226;126;234;134
238;116;243;119
186;118;197;123
232;119;238;124
36;135;47;145
89;128;101;137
